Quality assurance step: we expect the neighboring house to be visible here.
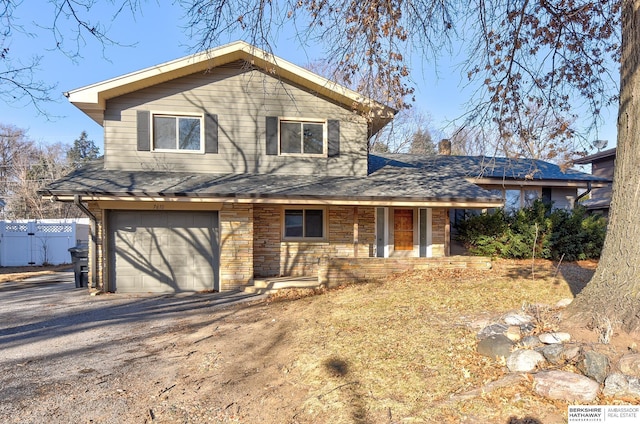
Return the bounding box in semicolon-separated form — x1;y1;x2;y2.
40;41;609;293
573;148;616;217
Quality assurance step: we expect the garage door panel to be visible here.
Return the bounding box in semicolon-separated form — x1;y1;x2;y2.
110;211;219;293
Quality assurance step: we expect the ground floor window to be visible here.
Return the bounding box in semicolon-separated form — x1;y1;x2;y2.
283;208;325;239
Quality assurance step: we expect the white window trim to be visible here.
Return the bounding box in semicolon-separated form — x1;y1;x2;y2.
281;206;328;241
278;117;327;157
151;111;205;154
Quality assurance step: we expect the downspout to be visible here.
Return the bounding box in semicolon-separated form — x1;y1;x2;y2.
74;195;98;289
576;181;593;204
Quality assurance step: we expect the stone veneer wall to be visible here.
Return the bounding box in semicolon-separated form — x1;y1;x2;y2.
87;201;105;292
219;203;254;290
86;203;450;292
318;256;492;287
253;205;376;277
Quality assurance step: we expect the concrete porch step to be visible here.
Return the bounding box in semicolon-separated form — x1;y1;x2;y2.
242;276;320;295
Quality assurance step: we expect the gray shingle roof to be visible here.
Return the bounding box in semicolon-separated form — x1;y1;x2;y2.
41;153;607;205
369;154;612;182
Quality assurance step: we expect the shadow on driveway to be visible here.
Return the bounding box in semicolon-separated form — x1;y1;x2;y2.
0;270;267;366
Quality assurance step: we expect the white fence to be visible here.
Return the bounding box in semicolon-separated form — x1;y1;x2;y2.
0;219;89;267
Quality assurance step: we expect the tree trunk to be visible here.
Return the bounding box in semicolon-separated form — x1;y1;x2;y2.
567;0;640;333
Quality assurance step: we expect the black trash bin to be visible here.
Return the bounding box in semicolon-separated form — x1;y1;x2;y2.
68;242;89;288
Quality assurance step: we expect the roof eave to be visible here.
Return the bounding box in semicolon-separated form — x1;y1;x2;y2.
470;177;610;188
43;190;502;208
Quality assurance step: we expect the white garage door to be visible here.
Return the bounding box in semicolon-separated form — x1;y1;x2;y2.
109;211;219;293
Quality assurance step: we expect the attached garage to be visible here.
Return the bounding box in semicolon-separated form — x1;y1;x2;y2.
109;210;219;293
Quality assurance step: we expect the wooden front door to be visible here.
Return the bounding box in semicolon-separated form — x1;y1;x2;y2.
394;209;414;251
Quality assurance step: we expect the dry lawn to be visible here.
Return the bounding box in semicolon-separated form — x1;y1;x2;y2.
261;259;599;423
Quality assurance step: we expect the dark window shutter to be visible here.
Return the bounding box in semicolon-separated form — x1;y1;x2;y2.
328;119;340;157
205;113;218;154
137;110;150;151
266;116;278;155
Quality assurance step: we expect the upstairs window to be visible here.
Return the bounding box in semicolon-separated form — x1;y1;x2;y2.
279;119;326;156
153;114;202;152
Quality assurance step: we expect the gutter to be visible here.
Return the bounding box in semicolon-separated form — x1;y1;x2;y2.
575;181;592;204
74;195;98;289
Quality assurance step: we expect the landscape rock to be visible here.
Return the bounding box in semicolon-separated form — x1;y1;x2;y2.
520;335;543;349
539;344;565;365
563;344;582;362
555;298;573;308
505;326;522;342
603;373;640;398
519;323;535;333
477;323;509;340
618;353;640;378
507;349;545;372
533;370;600;402
579;351;609;383
465;316;494;331
539;332;571;344
503;312;534;326
477;334;514;359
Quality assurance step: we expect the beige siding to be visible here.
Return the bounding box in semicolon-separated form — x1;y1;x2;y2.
591;158;614;202
103;65;369;176
550;187;578;210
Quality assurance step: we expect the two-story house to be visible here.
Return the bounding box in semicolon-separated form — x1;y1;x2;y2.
41;41;609;293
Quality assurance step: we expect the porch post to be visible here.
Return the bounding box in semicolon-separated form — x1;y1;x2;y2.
445;209;451;256
353;206;359;258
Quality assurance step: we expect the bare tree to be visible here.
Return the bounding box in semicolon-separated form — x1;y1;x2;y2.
371;108;437;153
0;124;79;219
0;0;141;114
0;124;35;208
447;127;490;157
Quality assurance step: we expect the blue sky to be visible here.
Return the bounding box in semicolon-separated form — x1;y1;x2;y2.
1;2;619;153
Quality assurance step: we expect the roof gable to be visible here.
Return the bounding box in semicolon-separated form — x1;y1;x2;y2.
65;40;395;133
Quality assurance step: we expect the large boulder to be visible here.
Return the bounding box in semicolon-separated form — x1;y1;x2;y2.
507;349;546;372
618;353;640;378
539;344;565;365
477;323;509;340
579;351;609;384
539;332;571;344
603;373;640;399
533;370;600;402
503;312;534;326
477;334;514;359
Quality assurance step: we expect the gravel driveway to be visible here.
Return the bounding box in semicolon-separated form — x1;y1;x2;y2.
0;272;265;423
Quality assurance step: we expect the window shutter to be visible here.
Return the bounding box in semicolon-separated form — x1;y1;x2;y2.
265;116;278;155
327;120;340;157
205;113;218;154
137;110;150;151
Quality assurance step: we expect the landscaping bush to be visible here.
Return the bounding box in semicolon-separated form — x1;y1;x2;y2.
454;201;607;261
